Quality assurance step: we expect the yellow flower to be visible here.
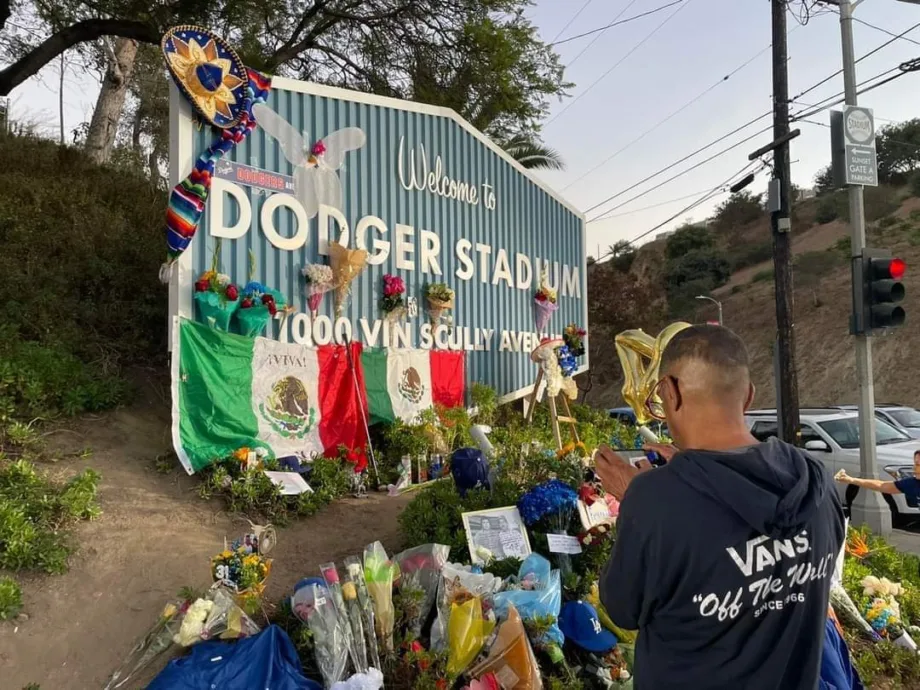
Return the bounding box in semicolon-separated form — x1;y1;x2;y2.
233;447;250;462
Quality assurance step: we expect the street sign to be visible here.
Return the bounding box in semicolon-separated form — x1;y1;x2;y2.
831;106;878;187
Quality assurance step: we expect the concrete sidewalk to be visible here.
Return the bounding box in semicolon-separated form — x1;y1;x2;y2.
890;529;920;555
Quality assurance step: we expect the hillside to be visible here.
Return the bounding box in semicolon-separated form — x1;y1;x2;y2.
584;186;920;411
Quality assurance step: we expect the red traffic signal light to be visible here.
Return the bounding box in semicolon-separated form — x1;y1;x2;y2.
853;250;907;334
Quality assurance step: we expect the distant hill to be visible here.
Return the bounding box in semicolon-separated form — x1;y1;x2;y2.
582;185;920;411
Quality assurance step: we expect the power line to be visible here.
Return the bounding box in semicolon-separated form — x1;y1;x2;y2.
582;56;913;222
584;113;772;218
561;30;791;193
589;188;718;222
593;162;764;260
790;65;913;123
549;0;596;44
851;16;920;48
546;0;692;126
549;1;684;47
562;0;641;71
790;19;920;102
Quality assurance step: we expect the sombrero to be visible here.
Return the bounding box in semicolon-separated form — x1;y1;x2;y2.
530;337;564;363
161;25;248;129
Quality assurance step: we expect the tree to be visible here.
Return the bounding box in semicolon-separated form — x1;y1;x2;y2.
711;190;763;232
84;37;137;163
501;134;564;170
665;223;713;261
876;119;920;183
814;164;836;196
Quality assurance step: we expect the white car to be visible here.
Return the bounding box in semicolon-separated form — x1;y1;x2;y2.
745;409;920;523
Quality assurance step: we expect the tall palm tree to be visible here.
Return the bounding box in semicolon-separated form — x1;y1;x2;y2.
500;134;565;171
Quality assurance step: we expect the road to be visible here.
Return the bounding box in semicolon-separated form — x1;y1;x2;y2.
891;528;920;555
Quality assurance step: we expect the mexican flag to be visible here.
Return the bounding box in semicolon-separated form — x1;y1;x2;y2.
172;318;366;473
361;348;465;425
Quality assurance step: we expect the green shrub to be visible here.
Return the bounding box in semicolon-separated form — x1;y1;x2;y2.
0;459;100;573
196;452;353;525
730;241;773;271
751;268;774;283
815;195;842;224
0;576;22;620
0;135;166;422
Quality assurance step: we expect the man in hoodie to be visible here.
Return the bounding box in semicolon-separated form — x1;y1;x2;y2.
596;324;845;690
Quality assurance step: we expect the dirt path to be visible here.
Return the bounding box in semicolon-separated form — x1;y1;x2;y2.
0;399;411;689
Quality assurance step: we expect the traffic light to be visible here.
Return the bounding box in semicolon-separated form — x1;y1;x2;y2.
852;248;906;334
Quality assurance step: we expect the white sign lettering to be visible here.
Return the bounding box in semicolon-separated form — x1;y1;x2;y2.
397;137;495;210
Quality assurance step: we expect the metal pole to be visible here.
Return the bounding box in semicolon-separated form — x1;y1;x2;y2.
839;0;892;535
770;0;801;446
718;301;724;326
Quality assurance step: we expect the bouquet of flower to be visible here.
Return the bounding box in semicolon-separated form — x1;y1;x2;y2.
861;575;915;648
393;544;451;638
533;269;558;333
322;562;367;673
447;595;496;676
344;556;381;671
235;280;287;337
329;241;368;316
364;541;397;653
518;479;579;576
104;598;189;689
211;547;271;614
564;323;587;357
305;580;350;687
556;344;578;378
426;282;455;327
303;263;334;316
194;270;239;331
381;274;407;322
194;240;239;331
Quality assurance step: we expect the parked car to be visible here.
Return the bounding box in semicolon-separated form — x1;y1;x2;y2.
744;408;920;523
837;404;920;440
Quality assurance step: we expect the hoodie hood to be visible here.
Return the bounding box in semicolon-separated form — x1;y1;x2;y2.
668;437;828;539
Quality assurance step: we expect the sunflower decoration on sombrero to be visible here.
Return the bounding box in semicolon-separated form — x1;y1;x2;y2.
161;25;247;129
158;26;273;283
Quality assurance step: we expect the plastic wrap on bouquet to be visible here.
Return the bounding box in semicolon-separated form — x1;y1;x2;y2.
447;596;496;676
344;556;381;671
329;242;368;316
364;541;397;653
427;295;454;327
469;605;543;690
321;562;366;673
829;584;880;641
201;586;261;641
493;555;564;649
330;668;384;690
105;599;186;689
431;563;503;650
303;263;334;317
305;580;350;687
195;290;239;331
533;297;558;333
236;286;286;337
393;544;451;638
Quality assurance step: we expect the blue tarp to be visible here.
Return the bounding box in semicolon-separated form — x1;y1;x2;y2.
148;624;322;690
820;618;864;690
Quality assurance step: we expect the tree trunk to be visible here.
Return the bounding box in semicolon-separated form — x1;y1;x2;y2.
85;38;138;164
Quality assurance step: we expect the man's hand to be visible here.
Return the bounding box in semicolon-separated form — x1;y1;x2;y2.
642;443;678;462
595;445;648;500
835;469;852;484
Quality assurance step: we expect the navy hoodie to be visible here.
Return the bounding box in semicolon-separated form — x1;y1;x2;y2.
600;438;845;690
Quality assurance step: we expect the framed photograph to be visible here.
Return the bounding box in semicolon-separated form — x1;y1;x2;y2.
461;506;532;565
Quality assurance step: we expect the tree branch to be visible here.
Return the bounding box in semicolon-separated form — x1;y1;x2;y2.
0;19;159;96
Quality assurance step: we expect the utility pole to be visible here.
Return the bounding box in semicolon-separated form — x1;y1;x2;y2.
770;0;800;445
837;0;892;535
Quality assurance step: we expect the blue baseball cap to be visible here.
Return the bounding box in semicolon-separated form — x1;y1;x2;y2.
450;448;491;497
559;600;618;653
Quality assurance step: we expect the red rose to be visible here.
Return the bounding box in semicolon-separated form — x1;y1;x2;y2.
261;294;273;305
195;280;209;292
241;298;253;309
225;284;239;301
535;292;547;302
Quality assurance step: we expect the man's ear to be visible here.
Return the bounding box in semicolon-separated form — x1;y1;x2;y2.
664;375;682;412
743;382;756;412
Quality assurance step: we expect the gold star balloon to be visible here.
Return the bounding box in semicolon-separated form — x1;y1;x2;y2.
162;26;248;129
615;322;691;427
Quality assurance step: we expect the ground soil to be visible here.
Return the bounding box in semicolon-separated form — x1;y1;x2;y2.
0;387;411;689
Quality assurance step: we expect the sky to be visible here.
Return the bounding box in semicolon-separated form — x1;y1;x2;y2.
9;0;920;259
